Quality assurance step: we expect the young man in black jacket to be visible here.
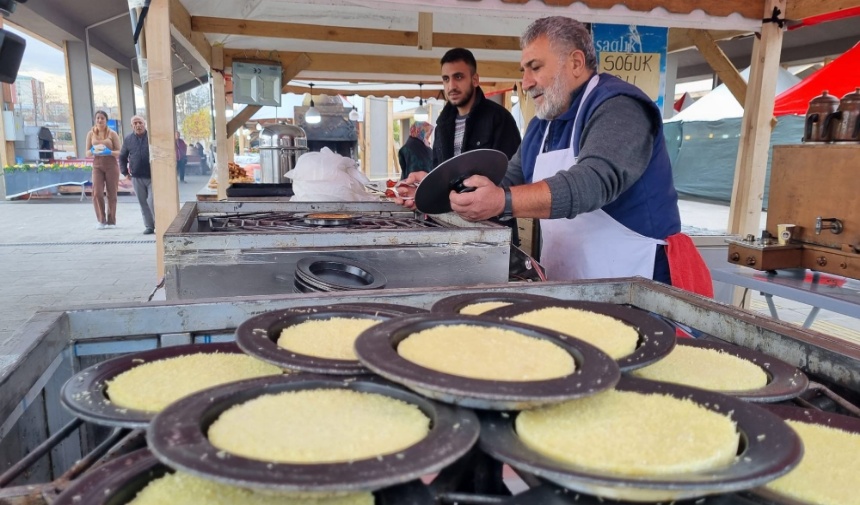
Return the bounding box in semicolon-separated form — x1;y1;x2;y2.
433;48;523;245
432;48;521;167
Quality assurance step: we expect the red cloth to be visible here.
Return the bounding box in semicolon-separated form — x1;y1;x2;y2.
665;233;714;298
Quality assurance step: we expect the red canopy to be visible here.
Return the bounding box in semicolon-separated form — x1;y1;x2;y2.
773;41;860;116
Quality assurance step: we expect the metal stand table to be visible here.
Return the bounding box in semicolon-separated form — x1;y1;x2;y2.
711;266;860;328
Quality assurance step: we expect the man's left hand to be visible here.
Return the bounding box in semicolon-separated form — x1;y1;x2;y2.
449;175;505;221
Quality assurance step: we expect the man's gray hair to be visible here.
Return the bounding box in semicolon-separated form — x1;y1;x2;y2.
521;17;597;71
131;115;147;124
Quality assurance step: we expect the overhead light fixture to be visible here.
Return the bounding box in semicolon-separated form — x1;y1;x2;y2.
305;83;321;125
256;122;263;131
225;108;234;118
511;83;519;104
413;83;429;122
349;107;359;121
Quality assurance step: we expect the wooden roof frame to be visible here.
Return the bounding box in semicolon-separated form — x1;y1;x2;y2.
139;0;860;277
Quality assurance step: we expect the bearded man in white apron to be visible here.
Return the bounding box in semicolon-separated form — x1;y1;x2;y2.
396;16;712;296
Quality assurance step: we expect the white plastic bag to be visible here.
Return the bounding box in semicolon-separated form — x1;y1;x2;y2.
286;147;376;202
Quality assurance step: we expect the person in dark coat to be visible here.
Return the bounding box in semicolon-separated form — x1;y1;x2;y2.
398;122;433;180
432;47;521;167
431;47;523;244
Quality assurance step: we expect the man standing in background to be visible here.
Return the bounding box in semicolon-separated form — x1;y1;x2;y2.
175;131;188;183
432;47;521;167
119;116;156;235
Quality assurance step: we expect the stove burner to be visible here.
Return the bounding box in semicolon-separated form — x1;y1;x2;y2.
205;211;442;232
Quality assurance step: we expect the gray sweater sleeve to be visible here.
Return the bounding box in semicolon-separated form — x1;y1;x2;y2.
502;144;525;188
544;95;656;219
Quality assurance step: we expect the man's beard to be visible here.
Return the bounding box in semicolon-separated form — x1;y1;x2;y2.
448;84;474;107
532;71;571;120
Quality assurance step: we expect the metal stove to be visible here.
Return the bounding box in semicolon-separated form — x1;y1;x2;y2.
164;201;511;299
2;280;860;504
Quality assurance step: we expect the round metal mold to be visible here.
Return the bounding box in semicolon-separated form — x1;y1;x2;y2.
478;376;803;503
147;374;479;493
637;338;808;403
414;149;509;214
235;304;424;375
354;313;620;411
750;404;860;505
52;448;435;505
484;300;676;372
60;342;248;429
302;212;356;227
430;292;562;314
295;256;387;291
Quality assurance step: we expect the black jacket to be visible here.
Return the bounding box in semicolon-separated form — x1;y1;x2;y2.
432;86;521;167
119;132;151;178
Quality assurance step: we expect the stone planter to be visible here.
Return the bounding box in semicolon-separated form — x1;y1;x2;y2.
3;167;92;198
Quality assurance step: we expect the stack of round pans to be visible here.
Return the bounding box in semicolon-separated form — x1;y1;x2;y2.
478;376;803;503
354;313;620;410
59;342;262;429
293;256;387;293
236;303;427;375
52;447;436;504
483;300;677;372
145;374;479;494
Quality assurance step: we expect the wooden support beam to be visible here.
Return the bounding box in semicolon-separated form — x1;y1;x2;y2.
417;12;432;50
224;50;520;80
168;0;211;66
212;46;229;201
667;28;751;53
225;53;312;137
144;0;180;277
728;0;786;239
687;29;747;107
192;16;520;51
785;0;860;20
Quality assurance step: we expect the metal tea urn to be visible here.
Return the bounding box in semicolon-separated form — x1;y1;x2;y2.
259;123;308;183
830;87;860;142
803;90;840;142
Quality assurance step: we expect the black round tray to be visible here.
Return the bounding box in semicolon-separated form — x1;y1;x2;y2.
484;300;676;372
147;374;479;493
295;256;386;291
354;313;620;410
749;404;860;505
60;342;252;429
634;338;808;403
479;376;802;503
235;303;425;375
52;448;434;505
413;149;509;214
430;292;562;314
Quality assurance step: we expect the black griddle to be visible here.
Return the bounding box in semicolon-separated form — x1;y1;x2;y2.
749;404;860;505
354;313;620;410
479;376;803;503
52;448;435;505
235;303;425;375
484;301;676;372
431;292;563;314
147;374;479;493
414;149;508;214
60;342;254;429
634;338;809;403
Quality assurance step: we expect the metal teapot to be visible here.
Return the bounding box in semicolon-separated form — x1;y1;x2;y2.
803;90;839;142
826;87;860;142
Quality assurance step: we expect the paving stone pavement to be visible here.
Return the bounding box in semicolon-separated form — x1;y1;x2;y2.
0;175;208;342
0;179;857;345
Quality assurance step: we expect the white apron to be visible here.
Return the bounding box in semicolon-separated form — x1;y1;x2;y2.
532;75;664;281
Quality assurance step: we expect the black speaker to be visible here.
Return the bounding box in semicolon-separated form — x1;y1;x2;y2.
0;29;25;84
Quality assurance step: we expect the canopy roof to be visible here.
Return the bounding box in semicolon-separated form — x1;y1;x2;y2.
668;67;800;122
773;42;860;116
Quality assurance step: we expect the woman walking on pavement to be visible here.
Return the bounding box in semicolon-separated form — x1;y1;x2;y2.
85;110;122;229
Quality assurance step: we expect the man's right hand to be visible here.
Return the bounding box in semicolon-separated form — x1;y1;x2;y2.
393;171;427;209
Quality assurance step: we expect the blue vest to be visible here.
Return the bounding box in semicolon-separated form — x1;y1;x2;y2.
521;74;680;241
